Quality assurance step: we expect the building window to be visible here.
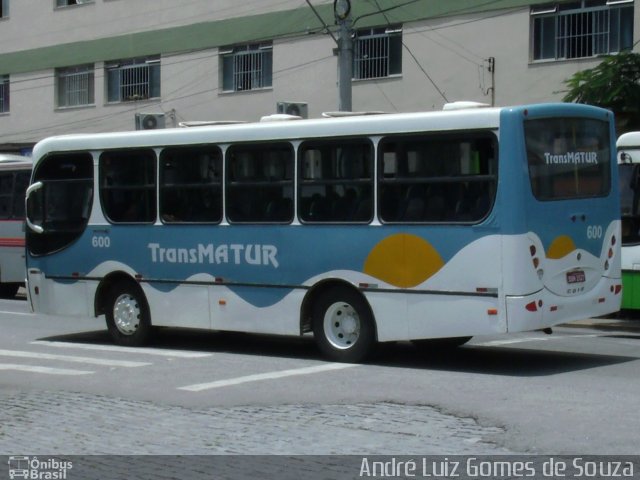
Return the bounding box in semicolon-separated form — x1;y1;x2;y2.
0;75;9;114
105;56;160;103
56;0;94;6
1;0;9;18
221;43;273;92
353;26;402;80
531;1;634;61
56;65;95;108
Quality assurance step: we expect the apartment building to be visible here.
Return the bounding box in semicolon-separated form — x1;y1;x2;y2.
0;0;637;152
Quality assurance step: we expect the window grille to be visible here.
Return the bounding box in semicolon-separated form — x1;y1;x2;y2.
56;0;94;6
57;66;94;108
221;43;272;92
354;26;402;80
0;75;8;114
106;57;160;103
532;1;633;60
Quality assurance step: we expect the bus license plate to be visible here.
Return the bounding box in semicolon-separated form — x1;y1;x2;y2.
567;270;586;284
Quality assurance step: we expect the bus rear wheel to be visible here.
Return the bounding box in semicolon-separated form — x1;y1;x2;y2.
105;282;152;346
312;287;376;363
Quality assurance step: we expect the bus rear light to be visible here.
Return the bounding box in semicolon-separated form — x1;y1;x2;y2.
611;235;617;246
550;305;558;312
525;301;538;312
604;260;609;270
34;287;39;295
533;257;540;268
614;284;622;295
71;272;80;278
214;277;224;284
598;297;605;303
608;248;614;259
219;299;227;306
487;308;498;315
529;245;536;256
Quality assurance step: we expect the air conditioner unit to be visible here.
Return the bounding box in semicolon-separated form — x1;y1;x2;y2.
276;102;308;119
135;113;166;130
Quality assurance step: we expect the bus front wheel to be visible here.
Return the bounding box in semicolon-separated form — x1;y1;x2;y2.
105;282;152;346
312;287;376;363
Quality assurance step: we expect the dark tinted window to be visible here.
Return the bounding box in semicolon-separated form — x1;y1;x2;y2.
378;133;497;223
27;152;94;255
525;118;610;200
160;146;222;223
226;143;293;223
298;138;373;223
100;149;156;223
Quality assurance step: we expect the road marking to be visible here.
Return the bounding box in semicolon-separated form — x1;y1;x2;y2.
0;311;33;316
474;333;600;347
0;349;151;367
178;363;359;392
0;363;93;375
31;341;212;358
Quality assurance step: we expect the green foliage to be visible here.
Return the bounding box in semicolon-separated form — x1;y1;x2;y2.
563;52;640;114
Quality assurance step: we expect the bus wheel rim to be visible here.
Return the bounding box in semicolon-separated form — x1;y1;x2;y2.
323;301;360;350
113;293;140;335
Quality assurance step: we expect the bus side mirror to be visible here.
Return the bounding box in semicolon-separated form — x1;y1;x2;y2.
25;181;44;234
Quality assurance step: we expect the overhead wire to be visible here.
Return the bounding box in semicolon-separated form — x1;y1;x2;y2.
2;0;524;141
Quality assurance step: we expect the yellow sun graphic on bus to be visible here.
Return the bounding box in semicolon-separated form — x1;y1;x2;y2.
363;233;444;288
546;235;577;259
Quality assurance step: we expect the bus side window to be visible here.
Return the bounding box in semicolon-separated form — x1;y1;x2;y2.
378;133;497;223
100;149;156;224
225;143;294;224
0;173;13;219
298;138;373;223
160;147;223;224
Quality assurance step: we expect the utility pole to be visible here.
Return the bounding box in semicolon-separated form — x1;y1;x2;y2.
334;0;353;111
486;57;495;107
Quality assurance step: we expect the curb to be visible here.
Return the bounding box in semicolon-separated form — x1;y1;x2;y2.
562;317;640;333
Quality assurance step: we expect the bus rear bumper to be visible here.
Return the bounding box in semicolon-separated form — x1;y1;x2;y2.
506;277;622;333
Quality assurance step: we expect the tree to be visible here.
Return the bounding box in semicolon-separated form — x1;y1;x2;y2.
563;51;640;132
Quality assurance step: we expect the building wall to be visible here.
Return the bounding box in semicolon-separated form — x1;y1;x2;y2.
0;0;638;148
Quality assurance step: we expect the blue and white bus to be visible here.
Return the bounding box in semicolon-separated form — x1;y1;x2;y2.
24;103;621;362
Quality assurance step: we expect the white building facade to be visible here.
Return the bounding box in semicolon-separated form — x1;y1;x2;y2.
0;0;637;151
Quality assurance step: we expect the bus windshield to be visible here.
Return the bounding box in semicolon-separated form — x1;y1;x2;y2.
619;162;640;244
525;118;610;201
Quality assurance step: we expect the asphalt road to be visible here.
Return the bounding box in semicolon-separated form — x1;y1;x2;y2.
1;297;639;457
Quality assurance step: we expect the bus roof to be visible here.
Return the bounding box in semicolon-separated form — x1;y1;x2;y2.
30;103;609;158
0;153;32;168
617;131;640;149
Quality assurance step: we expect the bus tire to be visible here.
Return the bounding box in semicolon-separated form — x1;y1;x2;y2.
312;287;376;363
105;282;152;347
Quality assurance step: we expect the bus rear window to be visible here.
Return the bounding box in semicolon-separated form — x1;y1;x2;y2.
525;118;610;200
